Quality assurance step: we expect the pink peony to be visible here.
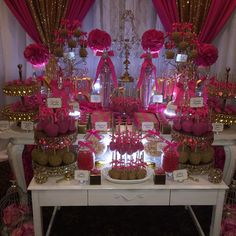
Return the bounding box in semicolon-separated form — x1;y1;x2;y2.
24;43;49;66
10;222;34;236
88;29;111;51
141;29;164;52
195;43;218;67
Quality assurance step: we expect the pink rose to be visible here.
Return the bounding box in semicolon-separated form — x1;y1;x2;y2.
3;204;23;226
88;29;111;51
24;43;49;66
195;43;218;67
3;204;31;227
10;222;34;236
141;29;164;52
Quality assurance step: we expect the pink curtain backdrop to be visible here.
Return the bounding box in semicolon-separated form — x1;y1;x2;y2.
198;0;236;43
65;0;95;21
3;0;42;43
152;0;179;32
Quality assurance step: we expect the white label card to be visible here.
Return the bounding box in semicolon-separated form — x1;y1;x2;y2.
176;54;188;62
47;98;62;108
0;120;10;130
95;122;108;131
167;104;177;111
142;122;154;131
70;101;80;111
21;121;34;131
74;170;89;182
153;95;163;103
212;123;224;132
190;97;204;108
90;95;101;103
173;169;188;182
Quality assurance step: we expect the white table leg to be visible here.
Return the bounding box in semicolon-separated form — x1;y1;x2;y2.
32;191;43;236
7;143;26;192
209;189;225;236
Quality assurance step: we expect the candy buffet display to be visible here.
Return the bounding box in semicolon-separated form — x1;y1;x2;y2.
2;17;232;187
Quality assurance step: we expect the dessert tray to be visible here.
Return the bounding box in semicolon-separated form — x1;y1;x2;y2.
102;167;153;184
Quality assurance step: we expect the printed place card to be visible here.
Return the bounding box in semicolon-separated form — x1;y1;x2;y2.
47;98;62;108
212;123;224;132
70;101;80;111
74;170;89;183
90;95;101;103
167;103;177;112
176;54;188;62
0;120;10;131
142;122;154;131
95;122;108;131
173;169;188;182
190;97;204;108
21;121;34;131
153;95;163;103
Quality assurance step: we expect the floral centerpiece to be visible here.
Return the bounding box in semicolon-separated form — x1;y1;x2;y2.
24;43;49;67
0;182;34;236
1;204;34;236
88;28;117;109
137;29;164;109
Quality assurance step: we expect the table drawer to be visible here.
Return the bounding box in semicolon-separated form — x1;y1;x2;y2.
38;190;87;206
88;189;169;205
170;189;218;205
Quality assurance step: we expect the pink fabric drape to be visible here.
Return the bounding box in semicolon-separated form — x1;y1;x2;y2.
198;0;236;43
65;0;95;21
3;0;42;43
152;0;179;32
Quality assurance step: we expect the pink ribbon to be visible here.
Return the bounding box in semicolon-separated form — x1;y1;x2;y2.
78;141;96;153
94;50;118;87
137;52;158;89
85;129;102;140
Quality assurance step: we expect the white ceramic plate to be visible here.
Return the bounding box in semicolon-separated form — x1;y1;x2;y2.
102;167;153;184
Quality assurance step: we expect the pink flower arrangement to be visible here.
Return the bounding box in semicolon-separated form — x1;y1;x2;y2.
195;43;218;67
24;43;49;66
3;204;30;226
88;29;111;51
10;222;34;236
141;29;164;52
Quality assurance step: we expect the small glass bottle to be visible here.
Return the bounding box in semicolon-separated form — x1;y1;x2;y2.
140;65;155;110
100;62;112;109
77;146;94;171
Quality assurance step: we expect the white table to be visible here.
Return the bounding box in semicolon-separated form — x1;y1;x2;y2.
28;175;228;236
1;126;236;192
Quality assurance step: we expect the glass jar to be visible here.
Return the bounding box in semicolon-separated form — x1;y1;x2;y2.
161;150;179;175
77;146;94;171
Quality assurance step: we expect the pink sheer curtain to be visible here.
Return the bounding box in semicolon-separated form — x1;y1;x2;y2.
3;0;42;43
198;0;236;43
65;0;95;21
152;0;179;32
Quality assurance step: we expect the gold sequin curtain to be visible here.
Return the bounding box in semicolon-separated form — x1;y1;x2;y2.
177;0;212;34
26;0;68;51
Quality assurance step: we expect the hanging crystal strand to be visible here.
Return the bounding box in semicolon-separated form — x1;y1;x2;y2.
100;60;112;110
140;65;154;110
